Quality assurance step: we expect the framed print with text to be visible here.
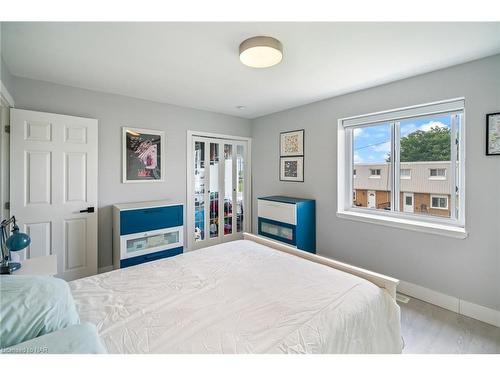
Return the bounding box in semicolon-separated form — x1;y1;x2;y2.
122;127;165;183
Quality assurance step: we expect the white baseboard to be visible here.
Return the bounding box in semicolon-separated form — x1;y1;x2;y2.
398;281;460;313
98;265;114;274
398;280;500;328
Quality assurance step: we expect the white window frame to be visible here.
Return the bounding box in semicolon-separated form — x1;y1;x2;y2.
369;168;381;178
337;98;467;239
429;168;446;180
400;168;411;179
430;195;449;210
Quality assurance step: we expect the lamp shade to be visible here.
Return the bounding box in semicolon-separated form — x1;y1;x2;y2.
239;36;283;68
6;225;31;252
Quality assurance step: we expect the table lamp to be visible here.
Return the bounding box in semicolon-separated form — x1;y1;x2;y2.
0;216;31;274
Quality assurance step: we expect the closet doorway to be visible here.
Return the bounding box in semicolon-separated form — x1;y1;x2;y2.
186;131;251;251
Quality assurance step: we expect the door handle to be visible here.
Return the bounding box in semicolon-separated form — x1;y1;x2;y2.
80;207;95;213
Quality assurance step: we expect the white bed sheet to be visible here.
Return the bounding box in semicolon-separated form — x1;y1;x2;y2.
69;240;402;353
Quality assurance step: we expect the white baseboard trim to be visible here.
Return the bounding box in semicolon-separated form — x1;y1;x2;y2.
98;265;114;274
398;280;500;328
398;281;459;313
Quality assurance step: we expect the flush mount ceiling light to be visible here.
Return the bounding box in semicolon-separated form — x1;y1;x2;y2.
239;36;283;68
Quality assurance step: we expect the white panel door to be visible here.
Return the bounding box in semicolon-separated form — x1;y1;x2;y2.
10;109;98;280
367;190;376;209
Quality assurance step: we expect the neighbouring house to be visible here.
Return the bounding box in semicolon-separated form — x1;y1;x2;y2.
353;161;452;218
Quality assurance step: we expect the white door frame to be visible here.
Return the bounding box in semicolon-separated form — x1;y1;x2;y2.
186;130;252;251
403;192;414;213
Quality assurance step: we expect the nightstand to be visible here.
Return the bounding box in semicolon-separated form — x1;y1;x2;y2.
11;255;58;276
257;196;316;253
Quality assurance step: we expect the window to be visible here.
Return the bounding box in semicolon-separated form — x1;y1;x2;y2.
400;169;411;179
338;98;466;238
429;168;446;179
352;123;391;210
431;195;448;209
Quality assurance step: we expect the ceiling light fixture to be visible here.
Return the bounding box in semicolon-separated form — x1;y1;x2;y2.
239;36;283;68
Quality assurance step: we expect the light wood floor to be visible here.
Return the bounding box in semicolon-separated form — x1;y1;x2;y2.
399;296;500;354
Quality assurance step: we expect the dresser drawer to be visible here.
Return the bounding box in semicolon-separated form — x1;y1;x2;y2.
120;246;183;268
258;218;296;246
120;205;183;235
258;199;296;225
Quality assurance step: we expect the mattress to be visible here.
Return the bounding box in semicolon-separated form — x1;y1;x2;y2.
69;239;402;353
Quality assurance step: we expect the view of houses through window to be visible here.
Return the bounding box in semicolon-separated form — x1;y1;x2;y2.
352;113;459;219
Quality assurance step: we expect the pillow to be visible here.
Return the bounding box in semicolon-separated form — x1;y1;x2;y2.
0;275;80;349
1;323;107;354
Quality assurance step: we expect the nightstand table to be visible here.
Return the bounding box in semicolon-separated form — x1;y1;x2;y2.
11;255;58;276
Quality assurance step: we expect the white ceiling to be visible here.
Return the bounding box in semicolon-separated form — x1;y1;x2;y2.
2;22;500;119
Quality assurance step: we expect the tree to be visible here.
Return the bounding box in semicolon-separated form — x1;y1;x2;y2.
386;126;451;162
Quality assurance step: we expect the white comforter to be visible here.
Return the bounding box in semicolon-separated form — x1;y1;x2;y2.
70;240;402;353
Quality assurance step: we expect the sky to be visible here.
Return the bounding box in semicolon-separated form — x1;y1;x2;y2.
353;115;451;164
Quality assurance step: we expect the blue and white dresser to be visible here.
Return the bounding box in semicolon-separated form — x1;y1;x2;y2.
112;200;184;268
257;196;316;253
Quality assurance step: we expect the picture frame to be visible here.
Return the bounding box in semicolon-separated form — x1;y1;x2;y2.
280;156;304;182
280;129;304;157
122;127;165;183
486;112;500;156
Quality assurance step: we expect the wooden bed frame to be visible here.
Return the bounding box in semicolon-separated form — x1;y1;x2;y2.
243;233;399;300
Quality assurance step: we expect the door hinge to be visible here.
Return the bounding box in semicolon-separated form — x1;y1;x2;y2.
4;125;10;133
4;202;10;210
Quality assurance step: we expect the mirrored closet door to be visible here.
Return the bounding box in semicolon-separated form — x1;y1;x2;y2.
188;134;251;250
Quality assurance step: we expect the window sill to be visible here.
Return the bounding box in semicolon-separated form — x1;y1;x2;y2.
336;209;468;239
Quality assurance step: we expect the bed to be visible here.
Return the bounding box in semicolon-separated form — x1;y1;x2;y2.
69;233;402;353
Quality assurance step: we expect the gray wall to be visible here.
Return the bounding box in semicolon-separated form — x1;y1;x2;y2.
10;77;252;268
251;54;500;310
1;56;14;97
1;23;16;97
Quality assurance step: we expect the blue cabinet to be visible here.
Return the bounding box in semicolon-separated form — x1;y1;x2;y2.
257;196;316;253
113;200;184;269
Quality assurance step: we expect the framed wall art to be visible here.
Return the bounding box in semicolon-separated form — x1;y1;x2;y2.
486;112;500;155
280;156;304;182
280;129;304;157
280;129;304;182
122;127;165;183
